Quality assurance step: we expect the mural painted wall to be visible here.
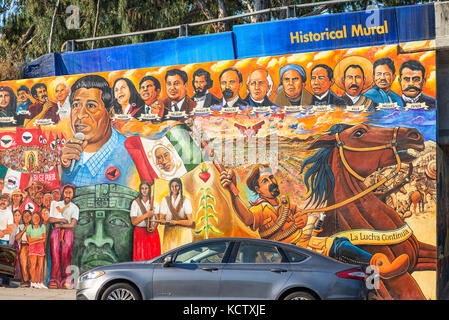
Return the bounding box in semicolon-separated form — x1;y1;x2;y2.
0;40;437;299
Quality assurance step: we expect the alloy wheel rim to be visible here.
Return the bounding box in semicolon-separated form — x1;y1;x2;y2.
107;288;136;300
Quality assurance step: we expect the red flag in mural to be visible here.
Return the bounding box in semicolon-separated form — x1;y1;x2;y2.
60;133;66;147
31;168;60;193
48;132;56;150
0;131;17;149
19;195;40;214
16;127;42;146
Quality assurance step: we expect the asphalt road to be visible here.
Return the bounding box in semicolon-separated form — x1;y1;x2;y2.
0;281;76;300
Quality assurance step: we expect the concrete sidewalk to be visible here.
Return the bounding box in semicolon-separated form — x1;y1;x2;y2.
0;282;76;300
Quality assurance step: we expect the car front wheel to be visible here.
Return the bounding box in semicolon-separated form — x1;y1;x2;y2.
101;283;141;300
283;291;316;300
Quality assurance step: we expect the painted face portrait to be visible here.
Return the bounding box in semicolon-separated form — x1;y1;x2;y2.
140;183;150;198
282;69;303;99
42;194;52;209
63;187;74;204
11;194;22;206
34;192;44;206
35;86;48;103
155;146;175;173
114;79;131;107
166;74;187;103
256;171;280;199
55;84;69;103
374;64;394;91
22;211;31;225
193;75;208;96
71;184;137;274
170;180;181;197
31;212;41;225
400;67;425;99
26;185;41;199
70;87;112;146
52;190;60;202
41;208;49;224
343;67;364;97
220;70;241;101
17;90;28;102
248;70;270;101
311;67;333;96
0;197;8;210
0;91;11;109
72;209;133;274
13;210;21;224
139;80;159;105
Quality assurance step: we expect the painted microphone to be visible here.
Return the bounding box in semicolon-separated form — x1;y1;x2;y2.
69;132;85;174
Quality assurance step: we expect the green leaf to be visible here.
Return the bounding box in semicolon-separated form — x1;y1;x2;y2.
208;224;223;235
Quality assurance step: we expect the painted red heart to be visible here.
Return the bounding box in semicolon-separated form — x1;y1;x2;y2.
199;171;211;183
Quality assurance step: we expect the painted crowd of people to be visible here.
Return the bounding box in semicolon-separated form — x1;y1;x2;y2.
0;180;79;290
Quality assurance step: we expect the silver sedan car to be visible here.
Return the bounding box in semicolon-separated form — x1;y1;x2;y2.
76;238;368;300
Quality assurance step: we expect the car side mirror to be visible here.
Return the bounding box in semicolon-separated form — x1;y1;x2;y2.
162;255;173;268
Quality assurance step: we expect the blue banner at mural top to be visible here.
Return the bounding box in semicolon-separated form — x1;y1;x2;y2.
60;32;236;76
23;3;436;78
233;3;435;58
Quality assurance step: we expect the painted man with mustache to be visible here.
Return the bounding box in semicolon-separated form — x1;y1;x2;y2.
139;75;163;118
161;69;196;119
220;164;307;244
310;64;346;107
191;68;220;109
399;60;435;109
220;164;411;279
364;58;403;109
60;75;136;187
211;68;249;111
25;83;60;125
341;64;374;111
48;185;79;289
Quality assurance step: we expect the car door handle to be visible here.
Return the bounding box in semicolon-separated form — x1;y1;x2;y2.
202;267;219;272
270;268;287;273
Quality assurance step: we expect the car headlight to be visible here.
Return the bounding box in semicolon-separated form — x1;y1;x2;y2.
79;270;105;282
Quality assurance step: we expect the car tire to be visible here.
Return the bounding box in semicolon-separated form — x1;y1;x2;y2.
101;283;141;300
283;291;316;300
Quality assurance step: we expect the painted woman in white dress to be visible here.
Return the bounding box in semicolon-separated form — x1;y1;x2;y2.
159;178;195;253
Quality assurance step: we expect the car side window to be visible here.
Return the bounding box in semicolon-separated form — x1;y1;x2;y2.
283;249;308;263
235;242;283;264
174;242;230;264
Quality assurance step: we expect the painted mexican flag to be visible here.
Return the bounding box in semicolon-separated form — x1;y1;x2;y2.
0;165;31;194
125;124;203;184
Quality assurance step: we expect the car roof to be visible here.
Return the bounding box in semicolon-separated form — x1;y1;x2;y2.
166;237;316;257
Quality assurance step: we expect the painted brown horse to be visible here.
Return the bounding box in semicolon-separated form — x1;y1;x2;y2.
302;123;436;300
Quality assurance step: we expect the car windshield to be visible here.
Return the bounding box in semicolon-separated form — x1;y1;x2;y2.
174;242;230;264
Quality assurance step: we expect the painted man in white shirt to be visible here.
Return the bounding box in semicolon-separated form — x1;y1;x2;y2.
55;83;71;120
48;185;79;289
0;194;13;287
